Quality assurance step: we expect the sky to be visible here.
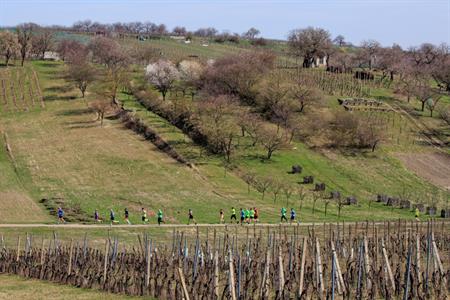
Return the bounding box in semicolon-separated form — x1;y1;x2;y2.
0;0;449;48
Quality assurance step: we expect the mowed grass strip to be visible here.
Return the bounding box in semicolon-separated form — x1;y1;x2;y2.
0;274;154;300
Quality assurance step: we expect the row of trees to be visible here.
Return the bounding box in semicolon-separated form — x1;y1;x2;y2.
71;20;265;43
0;23;55;66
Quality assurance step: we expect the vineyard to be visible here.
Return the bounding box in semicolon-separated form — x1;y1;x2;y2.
0;66;45;113
0;221;448;299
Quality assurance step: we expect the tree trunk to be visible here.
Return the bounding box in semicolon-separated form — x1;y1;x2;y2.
421;101;425;112
162;91;166;101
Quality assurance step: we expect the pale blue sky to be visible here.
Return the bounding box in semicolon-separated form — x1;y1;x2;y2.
0;0;449;47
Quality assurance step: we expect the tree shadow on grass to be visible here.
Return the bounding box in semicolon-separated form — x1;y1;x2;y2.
57;107;92;116
44;94;78;101
45;84;73;94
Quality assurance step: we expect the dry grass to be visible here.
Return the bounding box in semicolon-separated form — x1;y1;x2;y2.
0;274;153;300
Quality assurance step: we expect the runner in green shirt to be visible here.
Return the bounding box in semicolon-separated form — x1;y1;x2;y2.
157;209;164;225
231;207;237;223
281;207;287;223
245;209;250;224
249;208;255;223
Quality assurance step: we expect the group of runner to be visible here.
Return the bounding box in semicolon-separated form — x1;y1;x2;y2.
56;206;299;225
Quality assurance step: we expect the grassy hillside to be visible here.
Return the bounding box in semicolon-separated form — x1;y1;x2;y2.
0;61;438;224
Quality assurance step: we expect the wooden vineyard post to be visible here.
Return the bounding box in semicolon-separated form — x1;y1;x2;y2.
146;240;151;291
178;267;190;300
316;238;324;295
415;235;421;285
363;236;371;288
431;232;447;286
214;250;219;299
261;248;271;299
381;238;395;293
298;237;307;298
39;238;46;279
103;239;109;284
67;239;73;275
403;242;412;300
331;241;346;295
16;236;20;262
228;250;237;300
278;245;285;296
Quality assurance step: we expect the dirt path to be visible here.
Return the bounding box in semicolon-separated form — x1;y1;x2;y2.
0;222;397;228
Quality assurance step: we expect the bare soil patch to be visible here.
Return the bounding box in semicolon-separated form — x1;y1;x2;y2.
396;152;450;190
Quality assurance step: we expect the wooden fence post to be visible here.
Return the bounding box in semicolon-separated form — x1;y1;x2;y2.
278;245;285;295
103;239;109;284
261;248;271;299
16;236;20;262
67;239;73;275
146;240;151;290
298;237;307;298
229;250;237;300
381;238;395;292
214;250;219;299
178;267;190;300
316;238;324;295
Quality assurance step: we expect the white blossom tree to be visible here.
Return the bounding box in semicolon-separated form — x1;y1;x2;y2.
145;60;179;101
178;60;203;100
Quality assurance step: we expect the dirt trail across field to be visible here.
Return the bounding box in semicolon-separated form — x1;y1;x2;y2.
0;222;389;228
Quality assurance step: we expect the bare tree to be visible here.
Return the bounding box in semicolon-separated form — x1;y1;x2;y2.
270;179;282;203
282;184;294;207
198;95;238;162
414;82;437;112
333;35;346;47
89;37;130;104
129;43;158;65
31;28;54;59
66;60;97;98
312;192;320;215
202;51;275;104
291;83;323;113
145;59;179;101
90;99;115;127
360;39;381;69
238;111;262;146
256;126;288;159
243;172;256;194
0;31;19;66
255;176;272;200
243;27;260;40
437;106;450;125
431;45;450;92
56;39;85;61
288;27;332;68
172;26;187;36
16;23;36;66
297;186;307;211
